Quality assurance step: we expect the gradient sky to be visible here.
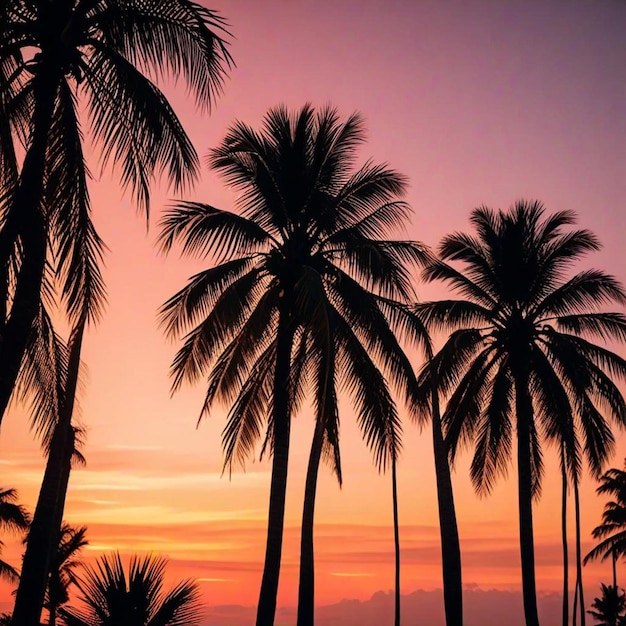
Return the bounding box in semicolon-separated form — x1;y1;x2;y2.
1;1;625;622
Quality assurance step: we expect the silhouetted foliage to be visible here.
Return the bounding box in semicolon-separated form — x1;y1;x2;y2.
586;467;626;568
45;524;88;626
588;584;626;626
59;553;201;626
159;104;430;626
416;200;626;626
0;487;30;583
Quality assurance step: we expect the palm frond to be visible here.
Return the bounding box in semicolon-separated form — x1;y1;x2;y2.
158;201;273;259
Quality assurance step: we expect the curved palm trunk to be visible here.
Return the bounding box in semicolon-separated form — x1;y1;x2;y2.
514;377;540;626
0;68;59;424
573;478;585;626
431;386;463;626
392;453;401;626
256;304;295;626
12;320;85;626
297;415;325;626
561;446;569;626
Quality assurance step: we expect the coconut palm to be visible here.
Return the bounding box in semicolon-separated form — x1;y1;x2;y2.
0;0;232;425
415;200;626;626
45;524;88;626
585;466;626;585
0;487;30;583
158;104;429;626
59;553;201;626
588;584;626;626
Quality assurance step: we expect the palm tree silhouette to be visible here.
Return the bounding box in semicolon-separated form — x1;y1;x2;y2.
45;523;88;626
587;583;626;626
585;466;626;587
416;200;626;626
159;104;429;626
59;553;202;626
0;0;232;426
0;487;29;584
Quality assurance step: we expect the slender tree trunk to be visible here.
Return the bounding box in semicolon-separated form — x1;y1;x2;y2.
12;320;85;626
612;549;617;590
297;415;325;626
431;385;463;626
573;478;585;626
256;302;295;626
561;446;569;626
572;574;579;626
0;68;59;425
392;453;401;626
514;376;540;626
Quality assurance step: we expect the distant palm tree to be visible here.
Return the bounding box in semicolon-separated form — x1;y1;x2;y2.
158;104;428;626
59;553;201;626
0;487;30;583
416;201;626;626
45;524;88;626
0;0;232;428
585;467;626;586
587;584;626;626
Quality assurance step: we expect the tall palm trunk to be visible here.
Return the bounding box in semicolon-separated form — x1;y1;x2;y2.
612;549;617;590
48;603;57;626
514;374;540;626
431;383;463;626
392;453;401;626
256;302;295;626
12;319;85;626
561;445;569;626
573;577;579;626
573;478;585;626
0;67;59;424
297;415;325;626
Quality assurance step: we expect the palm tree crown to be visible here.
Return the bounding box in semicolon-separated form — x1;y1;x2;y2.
0;487;30;584
45;523;88;626
586;467;626;566
159;104;430;625
416;200;626;626
588;583;626;626
0;0;233;427
59;553;201;626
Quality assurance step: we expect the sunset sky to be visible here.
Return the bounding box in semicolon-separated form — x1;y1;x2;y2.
1;1;625;623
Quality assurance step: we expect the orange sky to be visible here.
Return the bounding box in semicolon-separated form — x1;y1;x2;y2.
1;0;625;620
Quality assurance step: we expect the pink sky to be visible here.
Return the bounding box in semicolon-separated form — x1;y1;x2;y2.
1;1;625;623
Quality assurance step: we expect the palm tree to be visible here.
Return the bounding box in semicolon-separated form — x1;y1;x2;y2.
588;584;626;626
45;523;88;626
415;200;626;626
59;553;202;626
0;487;30;583
0;0;232;426
158;104;429;626
585;466;626;585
